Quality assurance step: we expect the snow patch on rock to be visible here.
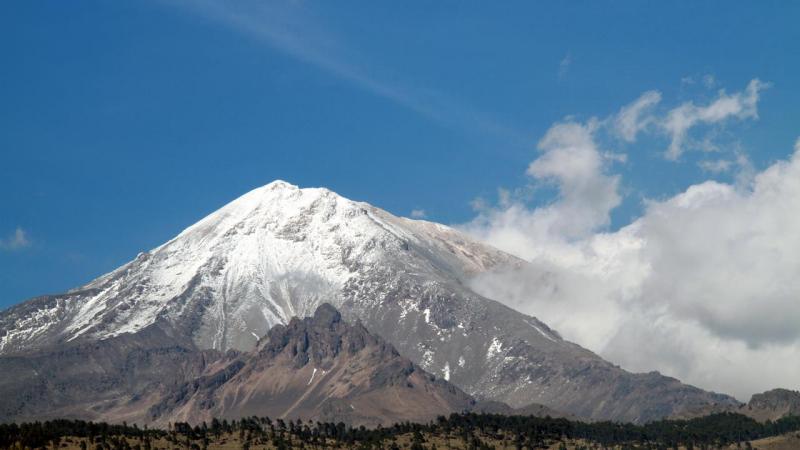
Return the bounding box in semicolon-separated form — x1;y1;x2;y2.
487;337;503;360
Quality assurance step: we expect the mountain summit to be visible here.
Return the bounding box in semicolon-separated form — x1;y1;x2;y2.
0;181;738;422
0;180;515;353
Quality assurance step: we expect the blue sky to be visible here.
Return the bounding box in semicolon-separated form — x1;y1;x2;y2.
1;1;799;308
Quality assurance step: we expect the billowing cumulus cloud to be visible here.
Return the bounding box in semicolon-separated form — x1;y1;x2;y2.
461;84;800;400
527;120;622;239
467;118;621;268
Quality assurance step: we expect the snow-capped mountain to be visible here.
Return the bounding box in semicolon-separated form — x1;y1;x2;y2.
0;181;738;422
0;181;516;352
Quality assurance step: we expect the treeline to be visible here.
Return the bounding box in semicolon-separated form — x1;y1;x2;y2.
2;412;800;450
0;420;165;450
436;412;800;448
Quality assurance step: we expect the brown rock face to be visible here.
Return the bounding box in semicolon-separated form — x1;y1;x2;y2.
744;389;800;422
0;323;226;424
672;388;800;422
0;304;475;427
154;303;475;426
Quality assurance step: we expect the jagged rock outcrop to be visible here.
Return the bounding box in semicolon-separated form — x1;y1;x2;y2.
677;388;800;422
152;303;475;426
744;389;800;422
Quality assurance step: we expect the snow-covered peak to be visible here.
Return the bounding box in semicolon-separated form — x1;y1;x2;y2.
177;181;343;239
2;182;518;353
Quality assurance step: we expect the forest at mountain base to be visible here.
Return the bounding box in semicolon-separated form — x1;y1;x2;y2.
3;412;800;450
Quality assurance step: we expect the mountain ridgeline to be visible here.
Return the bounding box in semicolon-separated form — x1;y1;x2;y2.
1;181;742;423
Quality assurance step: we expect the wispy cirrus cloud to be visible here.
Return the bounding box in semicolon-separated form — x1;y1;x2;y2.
164;0;528;146
0;227;31;251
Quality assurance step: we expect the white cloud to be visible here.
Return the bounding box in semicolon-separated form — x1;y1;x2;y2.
681;73;717;89
462;84;800;400
467;140;800;400
698;159;733;173
464;118;621;269
410;209;427;219
663;79;768;160
558;53;572;80
614;90;662;142
527;120;621;239
611;79;768;161
0;227;31;251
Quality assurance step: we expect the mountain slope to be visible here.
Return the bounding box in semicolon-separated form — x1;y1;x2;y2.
744;389;800;422
0;322;223;424
0;181;739;422
0;181;515;353
154;303;474;426
0;304;474;426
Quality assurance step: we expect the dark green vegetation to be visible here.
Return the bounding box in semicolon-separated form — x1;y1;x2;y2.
2;413;800;450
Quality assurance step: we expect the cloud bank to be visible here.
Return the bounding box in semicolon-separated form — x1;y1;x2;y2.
462;79;800;400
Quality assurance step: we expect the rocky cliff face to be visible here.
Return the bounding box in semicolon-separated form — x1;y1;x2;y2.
744;389;800;422
676;388;800;422
0;181;739;422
